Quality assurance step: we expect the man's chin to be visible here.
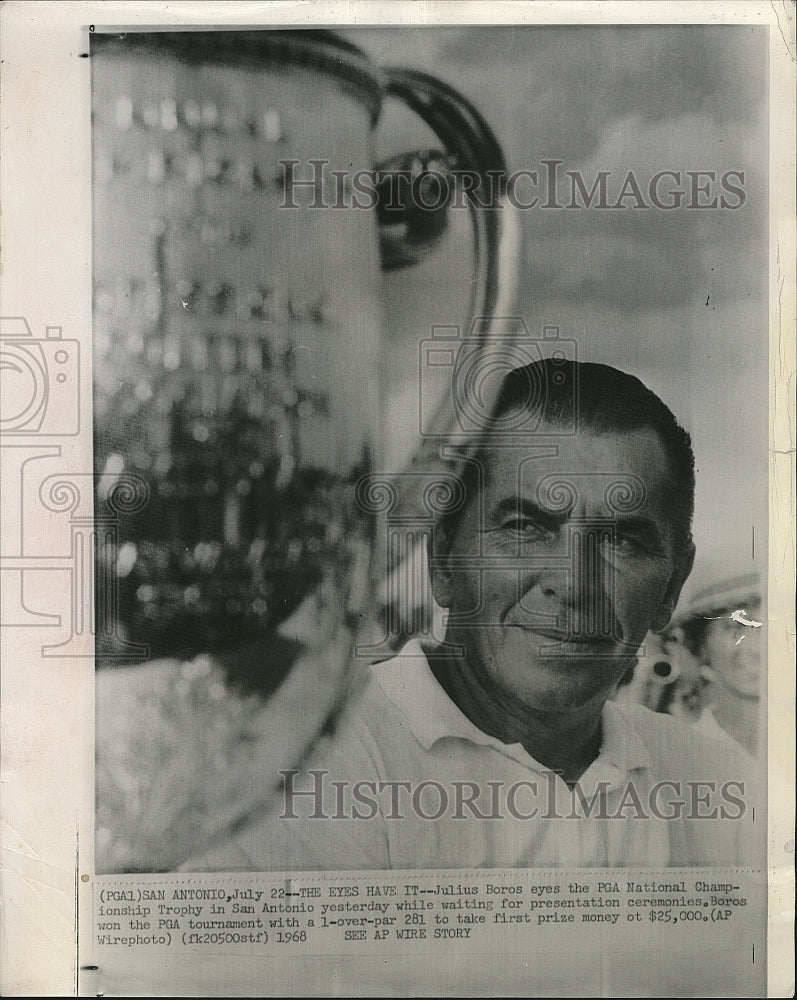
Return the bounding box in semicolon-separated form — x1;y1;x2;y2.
503;649;636;713
512;678;617;714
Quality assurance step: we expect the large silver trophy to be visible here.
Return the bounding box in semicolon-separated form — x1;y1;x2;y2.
91;30;516;871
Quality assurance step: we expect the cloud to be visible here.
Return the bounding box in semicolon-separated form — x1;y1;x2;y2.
352;25;766;160
349;25;767;314
437;25;766;132
521;111;767;312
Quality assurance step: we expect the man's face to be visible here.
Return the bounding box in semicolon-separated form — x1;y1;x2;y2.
703;603;762;700
432;420;693;713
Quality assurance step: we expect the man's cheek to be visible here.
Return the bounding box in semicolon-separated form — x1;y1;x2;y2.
482;572;518;625
613;582;667;639
449;573;487;621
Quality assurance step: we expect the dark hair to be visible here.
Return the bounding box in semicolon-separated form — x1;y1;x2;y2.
443;358;696;550
679;616;710;660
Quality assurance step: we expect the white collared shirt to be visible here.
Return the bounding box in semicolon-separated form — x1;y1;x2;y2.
691;705;746;751
191;641;758;871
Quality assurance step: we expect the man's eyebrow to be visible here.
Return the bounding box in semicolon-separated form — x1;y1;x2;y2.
490;497;568;525
612;515;666;546
490;499;667;545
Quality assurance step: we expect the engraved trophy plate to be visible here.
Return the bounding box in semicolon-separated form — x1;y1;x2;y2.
91;30;513;870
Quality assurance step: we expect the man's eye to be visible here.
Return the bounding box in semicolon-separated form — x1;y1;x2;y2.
605;533;649;556
502;519;551;538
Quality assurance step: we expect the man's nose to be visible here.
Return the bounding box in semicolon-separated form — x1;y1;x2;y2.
520;521;616;637
569;522;616;637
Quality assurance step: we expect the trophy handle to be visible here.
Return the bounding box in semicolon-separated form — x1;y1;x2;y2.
378;69;520;349
364;71;522;656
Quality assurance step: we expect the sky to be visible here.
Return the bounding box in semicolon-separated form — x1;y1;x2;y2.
346;24;770;601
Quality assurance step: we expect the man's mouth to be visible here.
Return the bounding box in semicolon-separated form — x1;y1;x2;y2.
508;624;615;645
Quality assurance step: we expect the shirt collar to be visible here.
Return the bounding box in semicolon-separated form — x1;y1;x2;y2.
371;639;502;751
599;698;652;774
370;639;652;775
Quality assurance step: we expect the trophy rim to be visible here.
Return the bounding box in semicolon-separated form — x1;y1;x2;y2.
89;28;384;124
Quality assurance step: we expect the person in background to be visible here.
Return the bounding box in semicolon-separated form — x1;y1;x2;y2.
678;575;763;757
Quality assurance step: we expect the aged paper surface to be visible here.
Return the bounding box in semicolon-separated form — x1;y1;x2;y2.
0;1;794;996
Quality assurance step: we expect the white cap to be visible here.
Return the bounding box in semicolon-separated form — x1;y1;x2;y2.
686;572;761;618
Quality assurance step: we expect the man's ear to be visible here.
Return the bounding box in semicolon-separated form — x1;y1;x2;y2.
652;538;696;633
429;515;455;609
